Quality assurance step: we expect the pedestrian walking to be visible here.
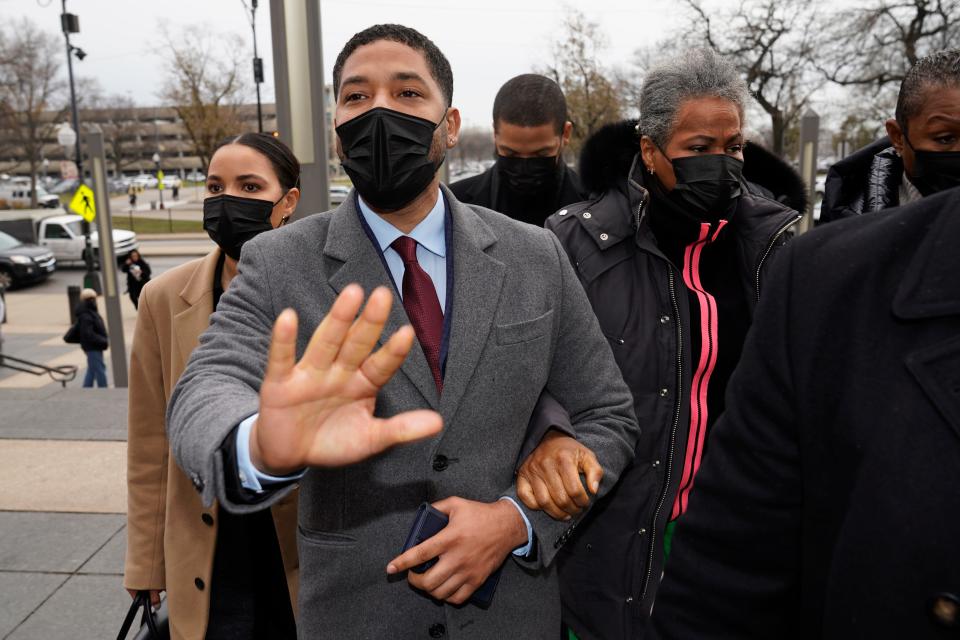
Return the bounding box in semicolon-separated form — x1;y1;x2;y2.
65;288;108;388
128;184;138;212
121;249;151;309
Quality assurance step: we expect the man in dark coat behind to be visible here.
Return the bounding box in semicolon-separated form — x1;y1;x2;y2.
449;74;588;226
646;185;960;639
73;288;109;387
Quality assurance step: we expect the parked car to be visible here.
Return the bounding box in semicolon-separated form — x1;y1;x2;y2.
184;170;205;183
0;212;138;267
161;174;181;189
0;183;61;209
0;230;56;289
329;185;350;205
132;173;158;189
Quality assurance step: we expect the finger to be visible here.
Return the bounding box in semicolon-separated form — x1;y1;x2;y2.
264;309;298;382
387;530;449;574
300;284;365;372
335;286;395;371
408;556;456;593
150;590;162;607
582;451;604;495
558;455;592;510
516;475;540;511
430;572;469;602
430;496;458;515
446;582;478;606
359;325;416;389
369;411;443;456
544;458;580;516
531;477;569;521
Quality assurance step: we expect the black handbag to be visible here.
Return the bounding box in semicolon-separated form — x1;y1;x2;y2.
62;322;81;344
116;591;169;640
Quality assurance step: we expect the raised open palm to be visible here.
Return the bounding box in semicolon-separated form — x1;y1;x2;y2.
249;284;443;475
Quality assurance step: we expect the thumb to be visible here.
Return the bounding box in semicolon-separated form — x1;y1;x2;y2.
371;410;443;453
581;451;604;495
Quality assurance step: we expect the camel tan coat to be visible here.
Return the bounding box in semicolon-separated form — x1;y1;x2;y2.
123;250;298;640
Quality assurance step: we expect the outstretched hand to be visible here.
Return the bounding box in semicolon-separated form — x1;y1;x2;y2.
250;284;443;475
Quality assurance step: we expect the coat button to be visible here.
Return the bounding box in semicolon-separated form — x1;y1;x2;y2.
600;233;609;241
659;387;669;397
190;473;204;493
652;460;661;468
638;528;646;536
428;623;446;637
432;455;448;472
201;513;214;526
659;315;671;324
930;592;960;628
582;211;592;219
194;577;205;591
558;209;568;216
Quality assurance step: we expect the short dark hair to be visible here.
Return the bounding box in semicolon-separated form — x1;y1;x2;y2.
895;49;960;133
332;24;454;107
214;132;301;192
492;74;568;134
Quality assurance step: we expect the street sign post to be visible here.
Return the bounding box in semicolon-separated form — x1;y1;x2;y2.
85;130;128;387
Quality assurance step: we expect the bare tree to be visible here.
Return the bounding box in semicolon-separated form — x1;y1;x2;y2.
680;0;823;157
95;95;146;176
158;26;249;171
539;9;626;155
451;127;494;174
0;19;66;207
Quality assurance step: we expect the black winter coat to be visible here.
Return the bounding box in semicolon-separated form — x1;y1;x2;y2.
543;121;803;640
821;137;903;223
74;300;108;352
647;186;960;640
448;162;588;227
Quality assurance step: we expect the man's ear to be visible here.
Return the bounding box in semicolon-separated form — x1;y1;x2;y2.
885;118;905;154
445;107;462;149
561;121;573;146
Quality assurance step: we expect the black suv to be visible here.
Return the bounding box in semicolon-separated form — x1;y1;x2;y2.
0;230;57;289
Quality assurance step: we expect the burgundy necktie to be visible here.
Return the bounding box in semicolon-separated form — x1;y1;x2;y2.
391;236;444;392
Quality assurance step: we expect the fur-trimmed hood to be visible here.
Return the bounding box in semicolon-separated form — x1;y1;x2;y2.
578;119;808;214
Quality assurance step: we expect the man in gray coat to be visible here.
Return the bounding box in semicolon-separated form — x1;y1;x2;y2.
167;24;639;638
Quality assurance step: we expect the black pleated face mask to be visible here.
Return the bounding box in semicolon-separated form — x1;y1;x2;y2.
336;107;444;211
202;194;276;260
905;135;960;196
496;155;562;196
668;154;744;222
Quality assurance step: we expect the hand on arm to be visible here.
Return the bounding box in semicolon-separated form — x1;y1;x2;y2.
249;284;443;475
517;430;603;520
386;497;528;605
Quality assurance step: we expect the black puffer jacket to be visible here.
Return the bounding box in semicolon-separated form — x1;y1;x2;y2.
73;299;108;352
544;120;802;640
821;137;902;223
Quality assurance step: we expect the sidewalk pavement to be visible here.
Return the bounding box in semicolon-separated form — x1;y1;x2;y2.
0;387;140;640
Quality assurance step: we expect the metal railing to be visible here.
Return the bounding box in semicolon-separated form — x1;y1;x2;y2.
0;354;78;387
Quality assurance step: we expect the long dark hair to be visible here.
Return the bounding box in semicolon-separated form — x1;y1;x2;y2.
213;132;301;191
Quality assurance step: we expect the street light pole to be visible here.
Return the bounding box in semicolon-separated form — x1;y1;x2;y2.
246;0;264;133
60;0;96;291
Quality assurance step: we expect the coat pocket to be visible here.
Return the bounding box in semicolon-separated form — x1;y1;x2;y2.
495;309;554;346
298;525;358;547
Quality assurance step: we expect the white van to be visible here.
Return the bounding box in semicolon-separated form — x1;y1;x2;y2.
0;183;61;209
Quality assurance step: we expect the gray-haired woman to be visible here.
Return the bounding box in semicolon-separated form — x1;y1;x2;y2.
512;48;805;640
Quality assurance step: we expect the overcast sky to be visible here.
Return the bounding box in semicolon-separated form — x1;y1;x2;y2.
6;0;687;129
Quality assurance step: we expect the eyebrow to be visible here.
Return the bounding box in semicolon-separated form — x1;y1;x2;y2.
680;132;744;144
926;114;960;126
499;144;557;155
340;71;430;89
236;173;268;182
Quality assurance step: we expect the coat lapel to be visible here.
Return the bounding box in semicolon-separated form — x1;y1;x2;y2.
323;196;440;409
437;188;506;424
893;189;960;440
172;251;220;376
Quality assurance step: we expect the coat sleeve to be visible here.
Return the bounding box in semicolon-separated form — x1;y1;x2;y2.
504;230;640;569
123;285;170;591
646;242;804;639
166;240;291;514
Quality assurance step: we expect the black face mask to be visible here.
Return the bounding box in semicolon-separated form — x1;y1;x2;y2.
203;194;277;260
667;153;744;222
496;155;562;197
905;136;960;196
336;107;443;211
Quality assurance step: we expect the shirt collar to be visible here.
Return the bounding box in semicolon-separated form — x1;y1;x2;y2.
357;189;447;258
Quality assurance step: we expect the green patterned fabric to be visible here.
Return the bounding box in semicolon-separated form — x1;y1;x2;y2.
663;520;678;558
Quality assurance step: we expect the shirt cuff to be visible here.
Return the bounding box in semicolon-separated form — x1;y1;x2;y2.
236;413;306;492
499;496;534;557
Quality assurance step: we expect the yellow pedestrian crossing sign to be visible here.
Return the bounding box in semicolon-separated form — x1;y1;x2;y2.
157;170;164;191
69;184;96;222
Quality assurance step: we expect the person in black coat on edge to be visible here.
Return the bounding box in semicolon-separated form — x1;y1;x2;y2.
121;249;152;309
645;183;960;640
74;288;108;387
820;49;960;223
449;74;588;226
513;49;805;640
